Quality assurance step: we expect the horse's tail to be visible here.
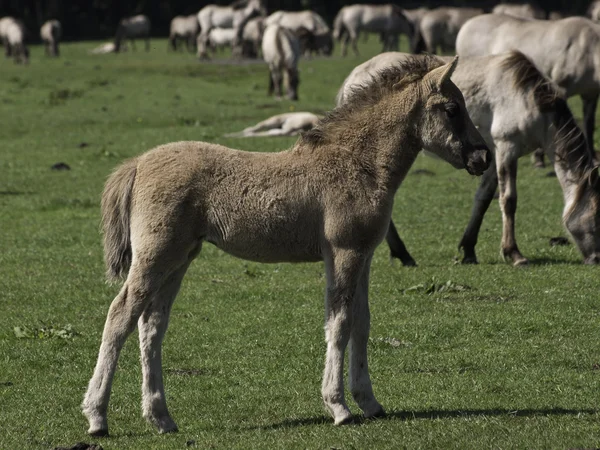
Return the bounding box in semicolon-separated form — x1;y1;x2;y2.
101;158;138;282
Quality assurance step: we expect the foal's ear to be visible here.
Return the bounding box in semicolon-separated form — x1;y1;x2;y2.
423;56;459;91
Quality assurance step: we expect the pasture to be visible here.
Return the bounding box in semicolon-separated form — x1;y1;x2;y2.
1;38;600;449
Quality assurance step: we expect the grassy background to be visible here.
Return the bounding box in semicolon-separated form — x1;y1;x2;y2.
1;38;600;449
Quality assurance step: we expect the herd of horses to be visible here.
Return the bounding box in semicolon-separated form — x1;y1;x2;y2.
2;0;597;438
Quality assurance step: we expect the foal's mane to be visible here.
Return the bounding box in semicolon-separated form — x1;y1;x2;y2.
502;51;599;189
301;55;444;147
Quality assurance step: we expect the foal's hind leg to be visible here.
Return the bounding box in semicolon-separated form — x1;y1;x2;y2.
138;261;192;433
348;256;385;420
459;158;498;264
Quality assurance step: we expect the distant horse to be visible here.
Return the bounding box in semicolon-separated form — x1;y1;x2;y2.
239;16;265;58
114;15;151;52
338;51;600;266
224;112;321;137
262;24;301;100
456;14;600;153
81;56;490;436
414;7;483;54
90;42;129;54
5;19;28;63
197;27;236;58
169;15;199;52
0;16;16;57
492;3;546;19
265;10;333;56
40;20;61;57
588;1;600;21
333;4;414;56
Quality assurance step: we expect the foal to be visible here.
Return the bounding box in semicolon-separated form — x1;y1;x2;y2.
82;56;490;435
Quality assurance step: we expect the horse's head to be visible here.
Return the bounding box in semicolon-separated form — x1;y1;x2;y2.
415;57;491;176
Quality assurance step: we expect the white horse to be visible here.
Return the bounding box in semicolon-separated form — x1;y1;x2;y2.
114;14;151;52
90;42;129;54
456;14;600;153
414;7;483;54
40;20;61;57
224;112;321;137
169;15;199;52
262;24;301;100
239;16;264;58
332;4;414;56
338;51;600;266
265;10;333;56
197;27;237;58
5;19;28;63
0;16;16;57
589;1;600;21
492;3;546;19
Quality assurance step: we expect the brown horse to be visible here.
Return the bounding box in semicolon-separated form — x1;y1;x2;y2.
81;56;490;436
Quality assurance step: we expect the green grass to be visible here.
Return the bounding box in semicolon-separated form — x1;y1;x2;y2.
1;38;600;449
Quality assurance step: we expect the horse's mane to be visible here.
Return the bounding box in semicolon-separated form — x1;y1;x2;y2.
301;55;444;147
502;51;600;200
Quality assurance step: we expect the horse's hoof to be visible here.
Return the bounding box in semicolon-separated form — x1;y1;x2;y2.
365;406;386;420
88;428;109;437
513;258;529;267
334;414;355;426
461;256;478;264
401;258;417;267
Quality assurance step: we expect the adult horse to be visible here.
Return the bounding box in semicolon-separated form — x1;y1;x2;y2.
168;15;199;52
40;19;61;56
114;14;151;52
338;51;600;266
265;10;333;56
262;24;301;100
332;4;414;56
413;7;483;54
588;1;600;21
492;3;546;19
456;14;600;153
5;19;28;63
0;16;16;56
81;56;491;436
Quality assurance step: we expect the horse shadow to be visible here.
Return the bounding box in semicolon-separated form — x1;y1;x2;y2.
247;407;598;430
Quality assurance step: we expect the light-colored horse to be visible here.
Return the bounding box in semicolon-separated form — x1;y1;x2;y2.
169;15;199;52
239;16;264;58
0;16;16;57
456;14;600;153
89;42;129;54
265;10;333;56
338;51;600;266
224;112;321;137
41;20;61;57
197;27;236;58
414;7;483;54
332;4;414;56
589;1;600;21
114;14;151;52
492;3;546;19
5;19;28;64
81;56;491;436
262;24;301;100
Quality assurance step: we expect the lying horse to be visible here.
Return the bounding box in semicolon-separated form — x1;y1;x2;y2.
224;112;321;137
114;14;151;52
40;19;61;56
414;7;483;54
262;24;301;100
456;14;600;153
333;4;414;56
81;56;490;435
338;51;600;266
168;15;199;52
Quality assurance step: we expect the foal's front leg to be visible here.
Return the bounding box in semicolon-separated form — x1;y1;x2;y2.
496;142;527;265
348;256;385;420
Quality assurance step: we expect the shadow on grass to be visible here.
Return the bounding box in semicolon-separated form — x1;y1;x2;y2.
247;407;598;430
0;190;35;196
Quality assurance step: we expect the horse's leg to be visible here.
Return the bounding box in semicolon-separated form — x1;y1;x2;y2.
582;93;599;154
496;142;527;265
322;248;365;425
341;33;349;57
350;30;359;56
459;158;498;264
273;69;283;99
348;255;385;419
138;261;192;433
385;220;417;266
530;148;545;168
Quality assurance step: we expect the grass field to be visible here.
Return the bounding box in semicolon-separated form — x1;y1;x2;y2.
1;38;600;449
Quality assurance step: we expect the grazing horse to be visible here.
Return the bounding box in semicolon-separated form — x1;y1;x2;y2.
114;15;151;52
492;3;546;19
5;19;28;64
168;15;199;52
333;4;414;56
224;112;321;137
262;24;301;100
414;7;483;54
0;16;16;57
239;16;265;58
456;14;600;153
338;51;600;266
265;10;333;56
40;20;61;57
81;56;491;436
197;27;236;59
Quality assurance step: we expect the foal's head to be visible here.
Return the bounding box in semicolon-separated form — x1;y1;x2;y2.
410;57;491;176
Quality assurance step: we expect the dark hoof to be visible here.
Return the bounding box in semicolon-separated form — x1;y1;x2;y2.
461;256;478;264
88;429;108;438
402;259;417;267
335;415;355;425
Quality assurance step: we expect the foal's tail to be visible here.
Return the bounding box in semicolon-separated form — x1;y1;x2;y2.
101;158;138;282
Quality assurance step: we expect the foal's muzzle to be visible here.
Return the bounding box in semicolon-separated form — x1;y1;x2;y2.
465;146;492;176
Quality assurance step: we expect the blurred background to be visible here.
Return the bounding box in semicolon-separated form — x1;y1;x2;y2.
0;0;591;42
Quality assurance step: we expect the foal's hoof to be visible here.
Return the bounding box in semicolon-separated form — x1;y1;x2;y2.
88;428;109;437
365;406;386;420
461;256;478;264
334;414;355;426
152;416;179;434
513;258;529;267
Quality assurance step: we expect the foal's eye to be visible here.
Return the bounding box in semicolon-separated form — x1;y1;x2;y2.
444;102;459;118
